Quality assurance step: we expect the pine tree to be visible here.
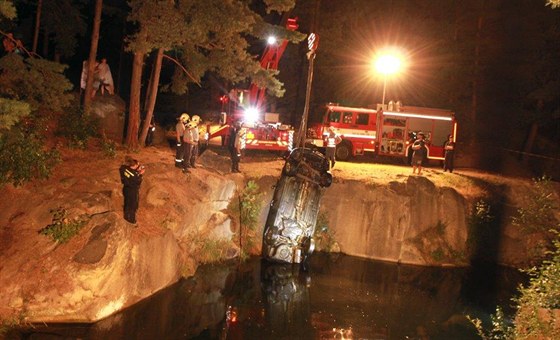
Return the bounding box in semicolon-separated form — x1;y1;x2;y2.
125;0;304;148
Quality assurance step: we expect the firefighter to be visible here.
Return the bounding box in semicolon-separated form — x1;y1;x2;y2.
443;134;455;173
119;156;144;224
411;133;427;175
183;120;196;172
190;115;201;168
175;113;189;168
229;121;243;173
325;126;341;169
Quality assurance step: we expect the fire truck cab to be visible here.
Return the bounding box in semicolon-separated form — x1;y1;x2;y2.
306;103;457;162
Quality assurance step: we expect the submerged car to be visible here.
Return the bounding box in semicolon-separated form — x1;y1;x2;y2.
262;148;332;264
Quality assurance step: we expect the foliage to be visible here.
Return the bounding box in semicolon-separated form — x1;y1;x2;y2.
39;207;89;243
430;247;445;262
467;306;514;340
0;97;30;134
467;200;494;255
547;0;560;9
512;176;558;235
238;180;262;255
0;0;16;20
41;0;87;58
314;210;337;252
0;311;27;338
0;54;74;112
239;180;262;230
56;109;100;149
469;232;560;339
198;238;234;264
0;125;60;186
514;231;560;339
100;135;117;158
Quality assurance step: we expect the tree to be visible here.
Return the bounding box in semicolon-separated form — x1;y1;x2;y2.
33;0;86;60
547;0;560;9
0;1;72;186
124;0;303;148
82;0;103;113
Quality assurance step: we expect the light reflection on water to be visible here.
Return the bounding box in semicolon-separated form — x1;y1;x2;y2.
12;254;524;339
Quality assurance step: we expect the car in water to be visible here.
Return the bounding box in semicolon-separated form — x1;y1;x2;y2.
262;147;332;264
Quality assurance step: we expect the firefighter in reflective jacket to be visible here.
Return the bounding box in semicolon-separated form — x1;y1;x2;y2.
119;156;144;224
325;126;342;169
175;113;189;168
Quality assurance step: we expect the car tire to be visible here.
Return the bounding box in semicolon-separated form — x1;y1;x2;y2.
283;161;298;176
320;172;333;188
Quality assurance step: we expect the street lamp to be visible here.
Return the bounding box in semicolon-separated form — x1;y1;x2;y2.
374;52;403;108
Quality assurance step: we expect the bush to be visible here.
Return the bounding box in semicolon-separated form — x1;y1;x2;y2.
56;109;100;149
0;126;60;186
39;207;89;243
512;176;557;235
101;136;117;158
314;211;337;251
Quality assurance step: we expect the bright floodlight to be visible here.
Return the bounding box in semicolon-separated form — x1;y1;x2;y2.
244;107;259;123
375;54;402;75
267;36;277;45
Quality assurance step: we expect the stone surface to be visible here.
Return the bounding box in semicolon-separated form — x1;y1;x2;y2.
0;145;558;323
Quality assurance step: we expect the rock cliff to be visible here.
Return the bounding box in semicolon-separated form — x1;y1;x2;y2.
0;145;557;323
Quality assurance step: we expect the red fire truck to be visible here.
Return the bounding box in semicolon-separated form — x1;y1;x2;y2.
306;103;457;162
207;19;298;152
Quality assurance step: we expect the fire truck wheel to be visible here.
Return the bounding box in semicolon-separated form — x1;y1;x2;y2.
335;142;352;161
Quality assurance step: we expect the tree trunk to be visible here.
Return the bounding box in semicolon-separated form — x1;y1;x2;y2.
32;0;42;54
139;48;164;146
82;0;103;113
126;51;145;149
471;0;485;128
522;121;539;163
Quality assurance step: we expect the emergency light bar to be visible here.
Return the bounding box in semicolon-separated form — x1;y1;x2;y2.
383;111;453;121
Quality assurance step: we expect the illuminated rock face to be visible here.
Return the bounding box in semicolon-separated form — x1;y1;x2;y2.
0;149;240;323
319;176;470;266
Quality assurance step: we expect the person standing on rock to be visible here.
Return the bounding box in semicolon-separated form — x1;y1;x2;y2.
190;115;201;168
325;126;341;170
119;156;144;225
183;120;196;173
175;113;189;168
443;134;455;173
411;133;427;175
229;121;244;173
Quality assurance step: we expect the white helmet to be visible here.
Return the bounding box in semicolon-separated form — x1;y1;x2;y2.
191;115;201;124
179;113;190;123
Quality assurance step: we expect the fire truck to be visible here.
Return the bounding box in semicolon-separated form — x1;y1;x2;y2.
207;19;298;152
306;103;457;162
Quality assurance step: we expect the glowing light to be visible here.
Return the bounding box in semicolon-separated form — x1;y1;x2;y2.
267;36;277;45
244;107;259;123
375;54;402;75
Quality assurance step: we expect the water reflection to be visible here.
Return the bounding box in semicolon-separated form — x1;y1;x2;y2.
11;254;524;339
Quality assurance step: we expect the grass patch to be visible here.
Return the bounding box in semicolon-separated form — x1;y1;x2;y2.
314;210;338;252
198;238;234;264
39;207;89;243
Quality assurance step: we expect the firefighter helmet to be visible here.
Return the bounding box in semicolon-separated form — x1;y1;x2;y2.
191;115;201;124
179;113;190;122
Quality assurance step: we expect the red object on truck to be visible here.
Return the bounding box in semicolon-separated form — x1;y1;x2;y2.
306;103;457;162
207;18;299;152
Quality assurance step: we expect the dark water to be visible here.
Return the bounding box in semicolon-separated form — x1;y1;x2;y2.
10;254;525;339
